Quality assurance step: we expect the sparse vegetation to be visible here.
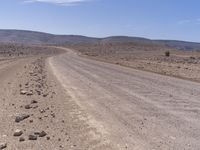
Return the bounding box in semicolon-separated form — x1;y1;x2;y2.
165;51;170;57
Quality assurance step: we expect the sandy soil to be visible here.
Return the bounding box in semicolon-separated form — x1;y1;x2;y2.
50;48;200;150
0;56;112;150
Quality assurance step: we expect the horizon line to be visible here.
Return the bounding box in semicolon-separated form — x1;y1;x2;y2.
0;28;199;43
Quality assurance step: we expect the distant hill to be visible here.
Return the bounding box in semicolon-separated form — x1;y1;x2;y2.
0;29;200;51
101;36;153;44
155;40;200;51
0;30;100;45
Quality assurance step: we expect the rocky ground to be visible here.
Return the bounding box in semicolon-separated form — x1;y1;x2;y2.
1;43;200;150
70;43;200;82
49;48;200;150
0;54;112;149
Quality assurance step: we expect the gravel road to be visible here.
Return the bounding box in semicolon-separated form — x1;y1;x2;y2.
49;48;200;150
0;56;113;150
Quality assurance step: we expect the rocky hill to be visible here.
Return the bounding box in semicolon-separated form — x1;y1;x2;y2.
0;29;200;51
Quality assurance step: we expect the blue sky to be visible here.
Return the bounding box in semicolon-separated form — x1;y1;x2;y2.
0;0;200;42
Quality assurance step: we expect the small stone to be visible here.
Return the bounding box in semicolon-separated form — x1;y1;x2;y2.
29;120;33;123
19;137;25;142
13;129;23;136
0;143;7;149
32;105;38;109
35;131;47;137
43;94;48;97
20;90;27;95
31;100;38;104
28;134;37;140
39;109;45;113
25;105;32;109
39;131;47;137
37;91;41;95
26;92;33;96
46;136;50;140
51;113;55;118
15;114;30;123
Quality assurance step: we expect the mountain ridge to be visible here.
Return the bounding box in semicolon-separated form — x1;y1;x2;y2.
0;29;200;51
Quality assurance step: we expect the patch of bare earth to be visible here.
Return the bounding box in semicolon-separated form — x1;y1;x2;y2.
69;43;200;82
0;51;112;149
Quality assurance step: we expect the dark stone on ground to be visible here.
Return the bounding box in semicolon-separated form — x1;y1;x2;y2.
28;134;37;140
15;114;30;123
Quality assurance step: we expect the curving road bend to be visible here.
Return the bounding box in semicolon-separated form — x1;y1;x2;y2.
49;48;200;150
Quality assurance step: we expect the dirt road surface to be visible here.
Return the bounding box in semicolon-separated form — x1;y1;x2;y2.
0;56;113;150
49;48;200;150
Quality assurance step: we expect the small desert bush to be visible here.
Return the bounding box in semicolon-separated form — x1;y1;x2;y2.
165;51;170;57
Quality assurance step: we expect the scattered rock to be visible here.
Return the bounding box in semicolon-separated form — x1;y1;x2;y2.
26;92;33;96
51;113;55;118
20;90;27;95
13;129;23;136
0;143;7;149
32;105;38;109
34;131;47;137
46;136;50;140
43;94;48;97
19;137;25;142
59;145;64;148
15;114;30;123
36;91;41;95
25;105;32;109
39;109;45;113
39;131;47;137
31;100;38;104
28;134;37;140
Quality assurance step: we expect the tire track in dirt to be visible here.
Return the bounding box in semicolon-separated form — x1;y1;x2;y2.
0;56;114;150
49;48;200;150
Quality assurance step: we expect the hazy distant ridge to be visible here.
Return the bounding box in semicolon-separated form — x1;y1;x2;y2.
0;29;200;51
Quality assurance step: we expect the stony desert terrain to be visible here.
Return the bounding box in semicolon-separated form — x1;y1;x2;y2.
50;47;200;150
0;45;112;150
1;37;200;150
70;42;200;82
